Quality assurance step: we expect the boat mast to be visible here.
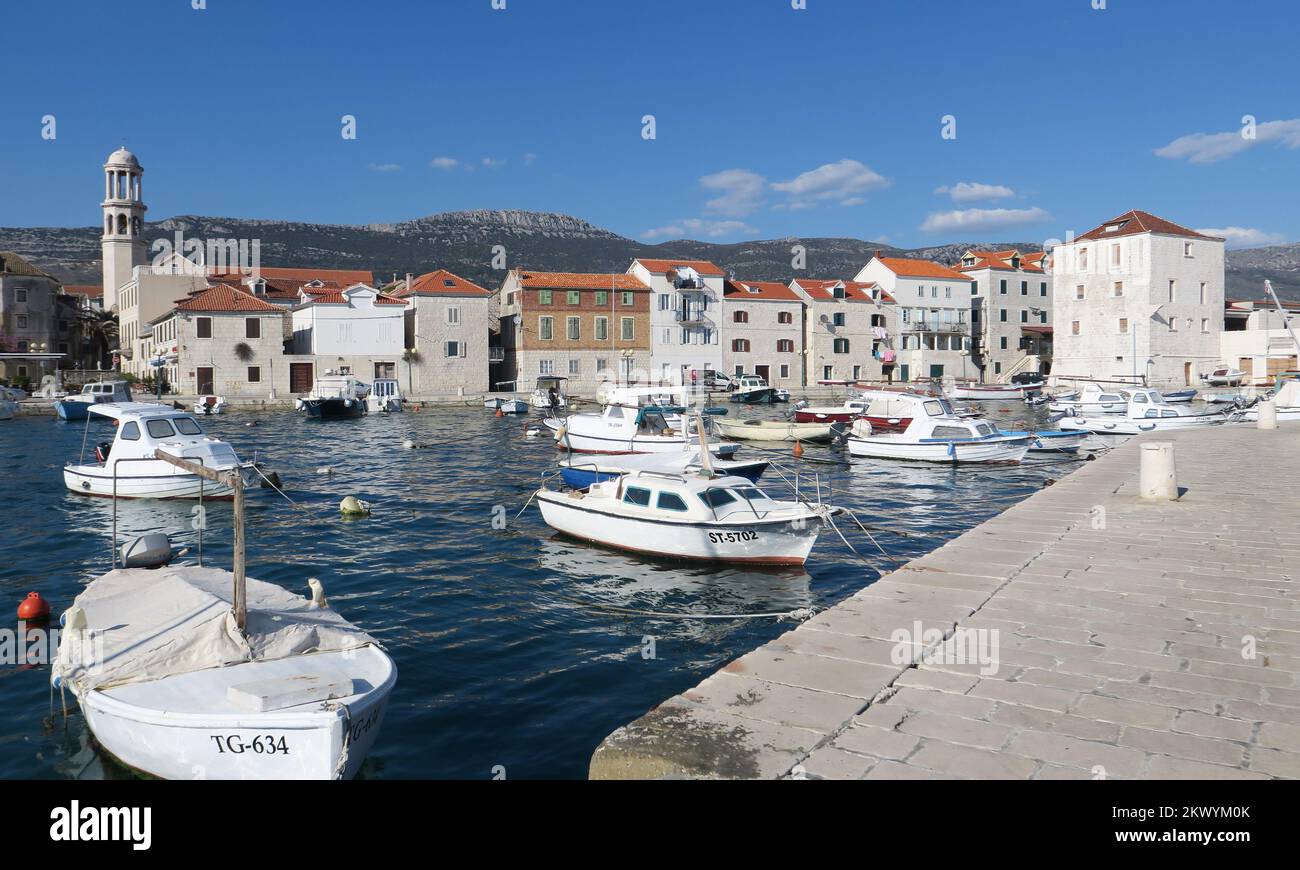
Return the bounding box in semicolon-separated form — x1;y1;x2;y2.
154;449;246;631
694;414;714;476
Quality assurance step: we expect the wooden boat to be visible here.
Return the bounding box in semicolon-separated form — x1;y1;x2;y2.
51;452;395;779
63;403;254;499
536;470;835;565
557;450;768;489
845;392;1031;463
712;418;834;442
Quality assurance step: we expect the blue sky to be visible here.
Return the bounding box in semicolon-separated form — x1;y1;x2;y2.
3;0;1298;250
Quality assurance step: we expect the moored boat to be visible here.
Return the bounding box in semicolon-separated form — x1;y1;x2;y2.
948;381;1043;401
55;380;133;421
729;374;778;404
1048;383;1136;415
296;374;369;419
999;429;1091;453
193;395;226;415
1058;388;1229;440
557;450;769;489
546;387;741;456
711;418;834;442
845;391;1031;463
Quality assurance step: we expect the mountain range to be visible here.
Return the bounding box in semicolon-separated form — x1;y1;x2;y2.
1;209;1296;301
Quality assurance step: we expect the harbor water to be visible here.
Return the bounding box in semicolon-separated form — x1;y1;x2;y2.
0;400;1072;779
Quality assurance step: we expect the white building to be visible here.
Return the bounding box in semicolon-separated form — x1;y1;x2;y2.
855;256;974;383
1221;298;1300;385
101;148;148;313
789;278;896;384
721;279;806;387
956;249;1052;381
628;258;724;385
291;283;406;359
1051;210;1225;388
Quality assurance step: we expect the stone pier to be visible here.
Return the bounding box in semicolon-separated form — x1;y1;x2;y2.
590;425;1300;779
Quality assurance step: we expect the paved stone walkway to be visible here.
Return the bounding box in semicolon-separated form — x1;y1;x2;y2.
589;425;1300;779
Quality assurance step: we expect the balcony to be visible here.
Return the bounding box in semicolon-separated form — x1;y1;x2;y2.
675;310;715;328
906;320;969;334
488;347;505;363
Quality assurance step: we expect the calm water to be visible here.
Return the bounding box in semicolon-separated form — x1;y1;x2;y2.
0;398;1071;779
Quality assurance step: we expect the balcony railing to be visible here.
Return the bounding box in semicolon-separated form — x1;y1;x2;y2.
675;310;715;328
906;320;969;334
488;347;505;363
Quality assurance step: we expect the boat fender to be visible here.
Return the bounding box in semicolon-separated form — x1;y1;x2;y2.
793;440;804;458
17;592;50;622
307;577;329;609
554;425;566;442
340;495;371;516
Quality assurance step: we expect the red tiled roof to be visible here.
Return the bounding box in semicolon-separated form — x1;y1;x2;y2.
1021;325;1054;334
876;257;970;282
63;284;103;298
1074;210;1221;243
173;283;285;314
517;270;650;291
298;285;407;306
631;258;726;277
394;269;492;298
723;279;804;302
793;278;895;304
956;250;1045;274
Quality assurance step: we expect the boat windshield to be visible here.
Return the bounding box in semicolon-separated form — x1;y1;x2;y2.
732;486;771;502
699;488;737;509
173;416;203;435
145;419;176;439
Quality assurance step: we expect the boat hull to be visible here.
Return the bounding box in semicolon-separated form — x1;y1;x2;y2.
55;400;91;421
847;435;1030;463
1058;414;1227;437
793;408;857;423
949;384;1041;400
712;420;833;442
76;648;395;780
300;398;366;419
63;462;251;499
546;420;741;456
537;492;823;564
729;388;778;404
1236;406;1300;423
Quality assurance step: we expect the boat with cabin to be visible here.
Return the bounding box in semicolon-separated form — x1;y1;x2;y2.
557;449;769;490
1047;383;1137;415
1202;367;1245;387
63;403;254;499
1058;388;1230;440
54;380;134;421
368;378;403;413
530;375;569;411
844;391;1032;463
729;374;779;404
545;386;741;456
193;395;226;415
296;374;370;419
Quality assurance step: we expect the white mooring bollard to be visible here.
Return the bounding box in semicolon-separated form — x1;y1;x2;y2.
1257;399;1278;430
1139;441;1178;501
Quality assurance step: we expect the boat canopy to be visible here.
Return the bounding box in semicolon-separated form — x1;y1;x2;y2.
864;392;949;418
53;566;377;694
86;402;180;421
535;376;568;388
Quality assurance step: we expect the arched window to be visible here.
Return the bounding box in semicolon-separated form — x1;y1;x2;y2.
117;214;127;235
733;310;748;323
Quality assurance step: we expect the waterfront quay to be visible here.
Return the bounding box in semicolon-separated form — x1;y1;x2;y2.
591;424;1300;779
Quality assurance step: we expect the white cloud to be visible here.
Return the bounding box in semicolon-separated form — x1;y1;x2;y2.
771;159;888;207
920;206;1051;234
430;156;459;170
840;196;867;207
700;168;766;216
934;182;1015;203
642;218;758;241
1195;226;1288;249
1155;118;1300;164
481;157;506;168
523;152;538;166
368;163;402;172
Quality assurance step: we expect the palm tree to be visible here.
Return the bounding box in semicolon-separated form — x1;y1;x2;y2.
77;309;118;370
234;342;255;362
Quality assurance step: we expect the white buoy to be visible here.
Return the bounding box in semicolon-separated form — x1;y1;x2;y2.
339;495;371;516
403;439;416;449
1257;399;1278;430
316;466;334;475
1138;441;1178;501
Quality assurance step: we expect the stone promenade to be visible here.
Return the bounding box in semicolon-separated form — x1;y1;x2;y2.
589;424;1300;779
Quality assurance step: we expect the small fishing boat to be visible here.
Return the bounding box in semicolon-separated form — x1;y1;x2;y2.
557;450;769;490
712;418;834;443
530;375;569;411
1162;389;1197;404
793;397;869;423
772;388;791;403
948;381;1043;401
999;429;1090;453
193;395;226;415
1201;367;1245;387
845;391;1031;463
63;403;254;499
546;387;741;456
296;374;370;419
536;470;836;565
729;374;779;404
52;453;395;779
1059;388;1229;440
1048;383;1135;415
55;380;133;421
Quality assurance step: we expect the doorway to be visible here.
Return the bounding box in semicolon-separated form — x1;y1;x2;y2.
196;367;214;395
755;364;770;383
289;362;314;393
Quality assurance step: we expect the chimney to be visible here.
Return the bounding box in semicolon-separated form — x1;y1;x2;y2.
874;249;882;260
405;272;413;294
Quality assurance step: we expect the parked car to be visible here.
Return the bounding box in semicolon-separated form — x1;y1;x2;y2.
1010;371;1045;385
692;369;733;390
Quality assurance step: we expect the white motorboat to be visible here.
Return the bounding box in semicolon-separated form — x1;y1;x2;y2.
55;380;134;421
536;470;836;565
530;375;569;411
1233;381;1300;423
63;403;254;499
546;389;740;456
296;374;370;419
1059;388;1229;440
1048;383;1136;415
948;381;1043;401
845;391;1031;463
556;449;769;489
712;418;834;443
193;395;226;416
793;397;869;423
1201;367;1245;387
368;378;403;413
729;374;779;404
52;451;395;780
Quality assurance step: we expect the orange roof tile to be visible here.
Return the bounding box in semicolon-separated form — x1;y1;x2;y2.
876;257;970;282
632;258;726;277
723;279;804;302
297;285;407;306
794;278;895;304
172;283;285;314
1075;210;1220;243
395;269;492;298
517;271;650;291
63;284;103;298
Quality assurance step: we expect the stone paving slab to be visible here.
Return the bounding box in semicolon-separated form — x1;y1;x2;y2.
588;425;1300;779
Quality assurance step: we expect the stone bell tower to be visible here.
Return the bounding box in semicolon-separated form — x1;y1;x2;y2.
101;147;148;311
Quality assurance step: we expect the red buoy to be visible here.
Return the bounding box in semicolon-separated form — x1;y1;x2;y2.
17;592;50;622
495;406;504;418
793;440;804;458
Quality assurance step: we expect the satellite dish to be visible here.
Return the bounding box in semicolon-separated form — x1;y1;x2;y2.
819;314;829;323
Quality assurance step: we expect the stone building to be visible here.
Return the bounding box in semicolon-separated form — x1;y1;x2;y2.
393;269;494;395
956;249;1052;381
720;279;807;388
790;278;897;384
855;256;975;383
497;269;651;395
1051;210;1225;388
629;258;724;385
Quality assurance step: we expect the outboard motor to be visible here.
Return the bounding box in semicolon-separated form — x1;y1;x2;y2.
119;533;173;569
829;421;850;449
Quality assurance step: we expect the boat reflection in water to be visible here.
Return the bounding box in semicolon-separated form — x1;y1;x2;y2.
534;538;813;642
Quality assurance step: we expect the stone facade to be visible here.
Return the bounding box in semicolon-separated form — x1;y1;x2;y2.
150;306;289;397
856;256;974;383
791;279;898;385
396;270;494;395
0;252;64;385
957;250;1052;381
1052;210;1225;388
721;280;806;387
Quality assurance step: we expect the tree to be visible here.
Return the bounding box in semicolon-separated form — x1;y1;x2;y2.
403;347;421;395
234;342;255;362
77;309;119;369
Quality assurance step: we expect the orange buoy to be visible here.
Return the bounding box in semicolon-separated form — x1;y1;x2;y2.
17;592;50;622
793;440;804;458
495;406;504;417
